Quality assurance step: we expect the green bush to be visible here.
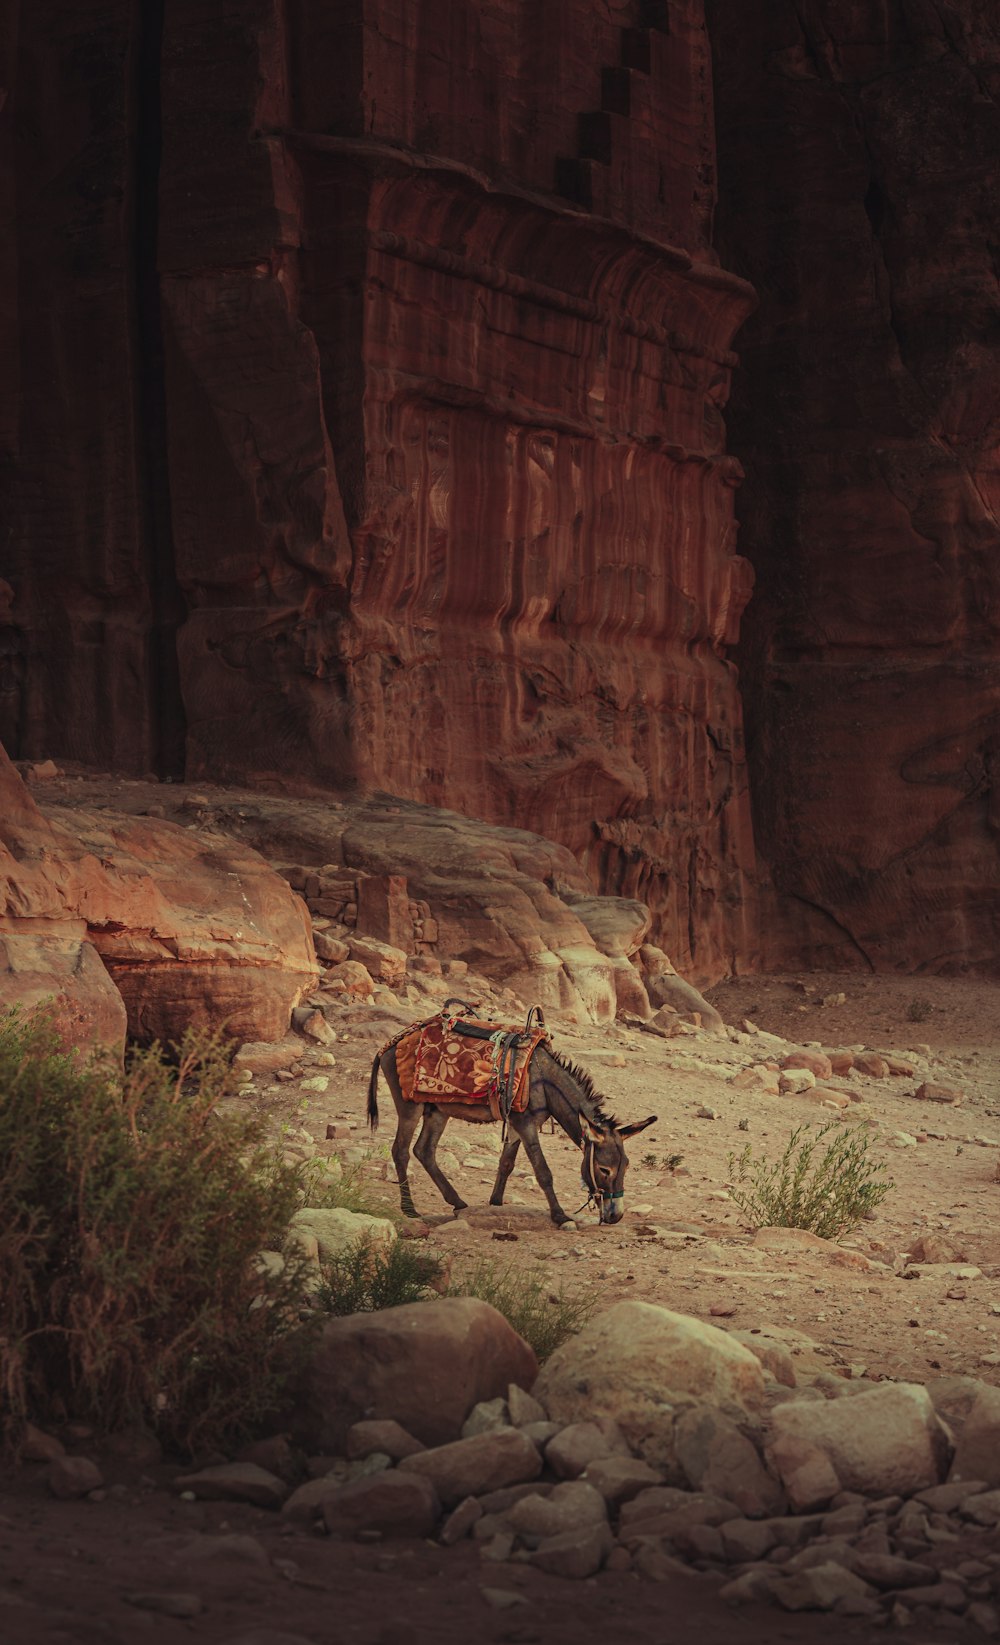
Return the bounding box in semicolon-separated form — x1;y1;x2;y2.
317;1234;444;1315
727;1120;892;1239
447;1257;594;1363
0;1008;315;1454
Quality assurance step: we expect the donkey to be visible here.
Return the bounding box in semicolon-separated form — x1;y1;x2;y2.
367;1037;656;1228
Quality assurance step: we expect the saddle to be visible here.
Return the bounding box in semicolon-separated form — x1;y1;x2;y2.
392;1001;548;1124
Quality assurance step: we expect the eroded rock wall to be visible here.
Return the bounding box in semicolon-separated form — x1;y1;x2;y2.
707;0;1000;971
3;0;758;984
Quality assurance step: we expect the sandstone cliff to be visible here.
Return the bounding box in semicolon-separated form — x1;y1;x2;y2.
707;0;1000;971
1;1;757;987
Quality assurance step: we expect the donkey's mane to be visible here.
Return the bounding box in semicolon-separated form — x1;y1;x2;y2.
547;1046;619;1130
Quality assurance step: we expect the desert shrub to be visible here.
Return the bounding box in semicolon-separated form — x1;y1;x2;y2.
727;1120;891;1239
0;1008;317;1454
447;1257;594;1363
317;1234;443;1315
906;998;932;1023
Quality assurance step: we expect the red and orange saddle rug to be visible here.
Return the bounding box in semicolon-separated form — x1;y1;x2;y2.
394;1015;549;1120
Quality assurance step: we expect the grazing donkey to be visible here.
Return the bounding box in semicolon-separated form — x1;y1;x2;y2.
367;1020;656;1228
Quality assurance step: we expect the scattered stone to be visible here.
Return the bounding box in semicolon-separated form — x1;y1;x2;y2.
732;1066;780;1094
852;1552;935;1589
507;1480;608;1544
293;1007;335;1044
507;1384;546;1427
462;1398;510;1439
440;1495;483;1544
752;1226;873;1271
21;1423;65;1463
322;1471;440;1538
236;1435;303;1485
47;1456;103;1499
779;1069;816;1094
290;1206;396;1261
854;1054;888;1078
345;1419;426;1462
581;1456;663;1506
770;1562;877;1612
782;1050;833;1079
908;1232;968;1264
233;1039;305;1075
674;1407;785;1518
528;1521;614;1580
398;1428;542;1507
314;932;350;964
720;1517;779;1563
479;1588;528;1611
767;1383;952;1510
732;1331;797;1388
172;1462;289;1510
915;1081;964;1105
545;1421;628;1480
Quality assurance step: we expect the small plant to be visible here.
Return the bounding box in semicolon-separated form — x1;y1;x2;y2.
662;1153;685;1173
447;1257;594;1362
906;998;932;1023
317;1235;443;1316
641;1151;658;1169
727;1121;892;1239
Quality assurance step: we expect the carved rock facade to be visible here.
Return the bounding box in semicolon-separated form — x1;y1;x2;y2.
2;1;757;986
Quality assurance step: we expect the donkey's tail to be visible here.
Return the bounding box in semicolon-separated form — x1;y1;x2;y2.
367;1051;381;1132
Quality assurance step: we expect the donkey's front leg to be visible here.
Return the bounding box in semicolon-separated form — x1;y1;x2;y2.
509;1112;576;1228
413;1108;468;1214
489;1131;521;1206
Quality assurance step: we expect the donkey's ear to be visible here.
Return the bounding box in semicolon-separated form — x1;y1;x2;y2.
616;1115;657;1137
579;1115;604;1144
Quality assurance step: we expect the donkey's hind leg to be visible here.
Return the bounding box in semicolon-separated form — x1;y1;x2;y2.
413;1107;468;1215
489;1132;521;1206
509;1111;576;1228
382;1047;422;1218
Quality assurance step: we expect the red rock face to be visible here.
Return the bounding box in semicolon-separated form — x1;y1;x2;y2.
3;0;758;984
707;0;1000;970
0;743;318;1048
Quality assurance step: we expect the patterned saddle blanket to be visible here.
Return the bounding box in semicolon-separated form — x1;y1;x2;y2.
394;1015;548;1120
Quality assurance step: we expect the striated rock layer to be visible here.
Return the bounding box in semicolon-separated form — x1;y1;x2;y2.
3;1;758;986
0;745;317;1049
708;0;1000;972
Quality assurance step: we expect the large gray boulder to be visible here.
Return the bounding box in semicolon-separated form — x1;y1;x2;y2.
292;1297;538;1451
533;1302;765;1473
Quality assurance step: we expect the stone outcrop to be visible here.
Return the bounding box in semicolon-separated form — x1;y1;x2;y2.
2;0;757;986
707;0;1000;972
0;745;317;1048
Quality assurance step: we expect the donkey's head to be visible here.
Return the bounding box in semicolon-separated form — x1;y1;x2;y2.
579;1114;657;1224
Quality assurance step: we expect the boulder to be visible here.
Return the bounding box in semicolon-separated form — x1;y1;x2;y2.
292;1298;538;1451
397;1428;541;1507
949;1385;1000;1485
345;1419;425;1462
532;1302;766;1472
172;1463;288;1510
643;970;724;1030
767;1383;953;1510
506;1480;608;1543
782;1050;833;1080
321;1472;440;1538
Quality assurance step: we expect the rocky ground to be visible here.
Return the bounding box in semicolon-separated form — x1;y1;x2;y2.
4;772;1000;1644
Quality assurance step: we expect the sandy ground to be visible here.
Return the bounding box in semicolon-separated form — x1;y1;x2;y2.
5;770;1000;1643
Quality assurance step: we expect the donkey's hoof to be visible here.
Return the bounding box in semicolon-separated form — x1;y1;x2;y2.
556;1218;577;1232
451;1202;468;1218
